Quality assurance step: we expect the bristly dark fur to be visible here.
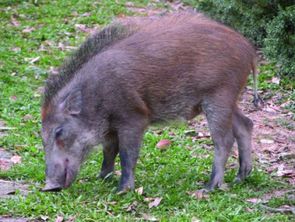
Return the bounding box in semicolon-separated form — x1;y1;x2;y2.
43;24;135;106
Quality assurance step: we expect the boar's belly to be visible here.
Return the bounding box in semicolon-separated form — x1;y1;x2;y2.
148;99;202;123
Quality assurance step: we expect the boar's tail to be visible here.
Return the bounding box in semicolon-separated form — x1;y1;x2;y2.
251;60;264;108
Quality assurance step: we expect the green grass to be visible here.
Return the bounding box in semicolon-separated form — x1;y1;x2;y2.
0;1;294;221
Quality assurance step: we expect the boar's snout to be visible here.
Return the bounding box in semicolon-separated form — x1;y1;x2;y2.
42;158;77;192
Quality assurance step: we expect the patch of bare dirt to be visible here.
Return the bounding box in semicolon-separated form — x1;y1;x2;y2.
0;217;29;222
0;179;29;199
240;88;295;185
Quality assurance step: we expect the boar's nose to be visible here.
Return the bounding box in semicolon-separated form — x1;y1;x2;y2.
42;159;70;192
64;158;74;188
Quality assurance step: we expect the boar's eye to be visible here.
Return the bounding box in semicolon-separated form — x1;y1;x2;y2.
55;127;63;139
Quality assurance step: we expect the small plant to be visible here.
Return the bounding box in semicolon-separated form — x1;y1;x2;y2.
264;5;295;87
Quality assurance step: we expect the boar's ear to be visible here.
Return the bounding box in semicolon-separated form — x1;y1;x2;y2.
60;89;82;115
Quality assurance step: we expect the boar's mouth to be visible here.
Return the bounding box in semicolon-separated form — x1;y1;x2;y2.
41;186;62;192
64;167;75;188
41;180;63;192
42;164;77;192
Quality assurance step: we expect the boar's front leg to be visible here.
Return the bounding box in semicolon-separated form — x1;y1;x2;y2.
202;98;235;191
99;132;119;179
117;117;146;192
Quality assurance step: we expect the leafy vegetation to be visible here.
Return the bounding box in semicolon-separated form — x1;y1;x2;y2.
0;1;294;221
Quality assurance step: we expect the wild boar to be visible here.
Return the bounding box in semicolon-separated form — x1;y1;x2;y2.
41;12;262;192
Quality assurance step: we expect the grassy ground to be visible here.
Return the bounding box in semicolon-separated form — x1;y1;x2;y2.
0;0;294;221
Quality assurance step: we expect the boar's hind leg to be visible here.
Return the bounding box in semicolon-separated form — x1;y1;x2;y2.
202;100;235;191
117;117;146;192
99;132;119;179
233;107;253;183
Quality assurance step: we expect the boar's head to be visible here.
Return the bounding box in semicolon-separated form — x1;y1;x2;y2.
41;89;98;191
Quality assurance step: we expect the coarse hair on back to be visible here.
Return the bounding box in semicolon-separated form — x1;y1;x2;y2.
43;24;136;106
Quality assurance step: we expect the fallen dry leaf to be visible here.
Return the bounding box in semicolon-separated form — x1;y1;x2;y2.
263;106;278;114
48;66;59;75
10;155;21;164
261;189;295;203
58;42;66;50
196;132;211;138
144;197;154;202
55;216;64;222
22;27;35;33
65;216;75;222
40;215;49;221
277;169;295;177
156;139;171;150
191;217;201;222
169;1;187;11
141;213;158;221
29;56;40;64
23;114;33;121
135;186;143;195
11;16;20;27
65;46;77;50
271;77;280;84
10;95;17;101
35;86;45;97
75;24;92;33
148;197;162;208
245;207;254;212
261;204;295;214
219;183;230;191
184;129;196;136
11;47;21;52
246;198;264;204
188;190;209;200
107;201;117;205
126;201;138;212
260;139;274;144
71;11;79;16
232;149;239;159
125;2;135;7
81;12;91;17
279;152;295;160
245;189;294;205
114;170;121;176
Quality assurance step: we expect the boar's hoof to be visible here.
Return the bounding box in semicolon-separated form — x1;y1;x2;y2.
117;183;135;194
234;172;250;183
253;95;264;109
233;177;243;184
117;186;133;195
206;178;224;191
98;171;114;180
234;166;252;184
